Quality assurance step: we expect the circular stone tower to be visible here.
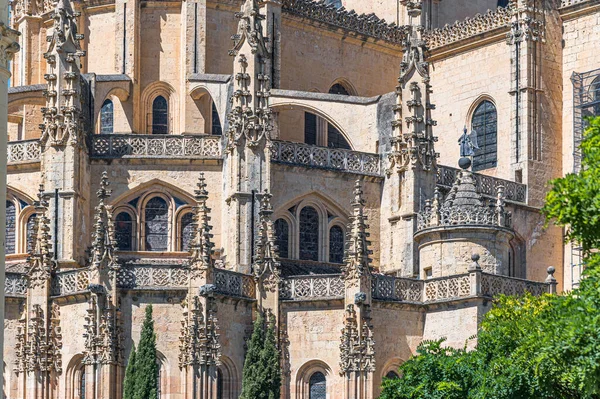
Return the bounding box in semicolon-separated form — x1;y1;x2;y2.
414;159;515;278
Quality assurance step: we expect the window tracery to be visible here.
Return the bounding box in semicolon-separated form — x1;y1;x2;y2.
275;218;290;259
471;100;498;171
115;212;134;251
299;207;319;261
100;99;114;134
152;96;169;135
309;372;326;399
144;197;169;251
329;225;344;264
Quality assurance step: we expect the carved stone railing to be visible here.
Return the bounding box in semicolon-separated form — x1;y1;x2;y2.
214;268;256;299
280;274;344;301
6;273;27;296
51;268;91;296
271;140;381;176
371;275;424;302
117;265;189;289
481;273;549;297
91;134;222;159
560;0;591;7
423;6;513;50
423;274;472;302
8;139;41;164
281;0;407;45
437;165;527;203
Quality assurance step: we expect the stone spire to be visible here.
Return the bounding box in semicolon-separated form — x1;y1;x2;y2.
188;173;215;279
40;0;86;148
387;0;438;174
26;185;55;288
226;0;273;150
254;190;281;292
89;172;119;273
342;180;372;285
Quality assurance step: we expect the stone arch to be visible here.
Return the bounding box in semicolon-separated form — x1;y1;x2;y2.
65;354;85;399
380;356;404;382
175;205;194;251
294;360;333;399
188;85;222;135
328;77;357;96
270;103;353;150
96;87;132;134
7;95;45;141
6;187;35;256
140;81;178;134
465;94;498;126
113;205;137;251
218;355;239;399
467;95;498;172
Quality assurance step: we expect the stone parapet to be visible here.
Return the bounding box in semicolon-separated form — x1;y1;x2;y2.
90;134;222;159
280;274;344;301
7;139;41;164
5;273;27;297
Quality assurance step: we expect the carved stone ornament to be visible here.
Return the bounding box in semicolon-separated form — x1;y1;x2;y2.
0;22;20;71
341;181;373;287
178;296;221;368
185;173;215;279
82;295;124;366
339;304;375;374
253;190;282;292
26;185;56;289
89;171;120;276
40;0;86;149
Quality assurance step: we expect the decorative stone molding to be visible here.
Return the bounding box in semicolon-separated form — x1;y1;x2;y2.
214;268;256;299
371;275;423;302
281;0;407;45
178;295;222;368
279;274;344;300
6;273;28;296
0;22;20;72
116;265;190;289
51;268;90;296
253;190;282;292
186;173;215;280
11;0;57;19
89;172;119;276
271;140;381;176
339;304;375;374
25;185;55;289
8;139;41;164
82;296;124;366
91;134;222;159
560;0;594;7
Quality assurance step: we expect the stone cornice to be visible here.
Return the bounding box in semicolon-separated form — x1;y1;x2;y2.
559;0;600;20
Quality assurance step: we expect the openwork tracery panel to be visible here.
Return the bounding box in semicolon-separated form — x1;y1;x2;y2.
280;275;344;300
91;135;222;159
7;140;41;164
51;269;91;296
6;273;27;296
214;268;256;299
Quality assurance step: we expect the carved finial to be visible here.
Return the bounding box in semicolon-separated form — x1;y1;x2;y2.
26;185;55;288
545;266;556;283
188;173;215;278
469;253;481;272
342;180;372;284
90;172;119;272
254;189;281;292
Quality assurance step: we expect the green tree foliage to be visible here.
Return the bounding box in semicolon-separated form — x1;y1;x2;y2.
122;344;137;399
133;304;159;399
380;118;600;399
240;313;281;399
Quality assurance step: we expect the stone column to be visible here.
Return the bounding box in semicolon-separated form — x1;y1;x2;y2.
0;17;19;399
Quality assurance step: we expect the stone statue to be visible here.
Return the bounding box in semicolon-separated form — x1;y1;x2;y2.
458;126;479;157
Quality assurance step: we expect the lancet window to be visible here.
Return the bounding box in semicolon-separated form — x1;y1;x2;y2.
100;99;114;134
309;372;326;399
5;192;35;255
299;207;319;261
180;211;194;251
115;212;134;251
26;213;36;253
471;100;498;171
328;225;345;264
275;218;290;259
212;101;223;135
144;197;169;251
152;96;169;134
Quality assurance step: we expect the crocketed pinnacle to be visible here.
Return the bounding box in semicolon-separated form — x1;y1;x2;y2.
188;173;215;273
90;172;118;271
26;185;54;286
254;190;281;289
342;180;372;281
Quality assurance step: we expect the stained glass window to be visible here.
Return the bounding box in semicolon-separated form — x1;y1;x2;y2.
212;101;222;135
180;212;194;251
145;197;169;251
329;225;345;264
327;124;351;149
79;368;86;399
100;99;114;134
152;96;168;134
299;207;319;261
309;372;326;399
472;100;498;171
115;212;133;251
305;113;317;145
329;83;350;95
6;200;15;254
274;218;289;259
26;213;36;253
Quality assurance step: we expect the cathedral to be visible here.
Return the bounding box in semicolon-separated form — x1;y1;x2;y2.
2;0;597;397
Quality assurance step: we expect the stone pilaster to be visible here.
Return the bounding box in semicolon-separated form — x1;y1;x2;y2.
382;0;438;277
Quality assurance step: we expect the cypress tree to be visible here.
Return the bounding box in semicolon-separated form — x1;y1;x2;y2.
122;344;137;399
133;304;159;399
261;314;281;399
240;313;266;399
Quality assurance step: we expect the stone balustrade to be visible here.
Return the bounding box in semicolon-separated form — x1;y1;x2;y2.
280;274;345;301
481;273;549;297
437;165;527;203
8;139;41;164
214;268;256;299
371;274;424;302
271;140;381;176
117;265;189;289
6;273;27;296
51;268;91;296
560;0;590;7
91;134;222;159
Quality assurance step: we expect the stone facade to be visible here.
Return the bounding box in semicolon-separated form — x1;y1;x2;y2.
4;0;591;397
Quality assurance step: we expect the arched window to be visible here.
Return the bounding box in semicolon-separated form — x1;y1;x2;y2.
6;200;15;254
115;212;134;251
180;212;194;251
152;96;169;134
471;100;498;171
327;125;351;149
309;372;326;399
100;99;114;134
299;207;319;261
26;213;36;253
144;197;169;251
212;101;222;135
329;83;350;95
329;225;345;264
275;218;289;259
385;371;400;379
217;368;224;399
79;368;86;399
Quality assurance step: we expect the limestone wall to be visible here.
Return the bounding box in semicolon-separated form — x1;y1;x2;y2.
83;7;118;75
5;300;23;399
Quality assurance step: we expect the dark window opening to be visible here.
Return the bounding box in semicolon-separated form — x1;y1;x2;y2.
329;83;350;95
309;372;326;399
152;96;168;134
212;101;222;135
79;368;86;399
26;213;36;253
115;212;133;251
497;0;509;7
327;124;351;149
275;218;289;259
472;100;498;171
145;197;169;251
180;212;194;251
100;99;114;134
385;371;400;379
304;112;317;145
217;368;223;399
299;207;319;261
329;225;345;264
